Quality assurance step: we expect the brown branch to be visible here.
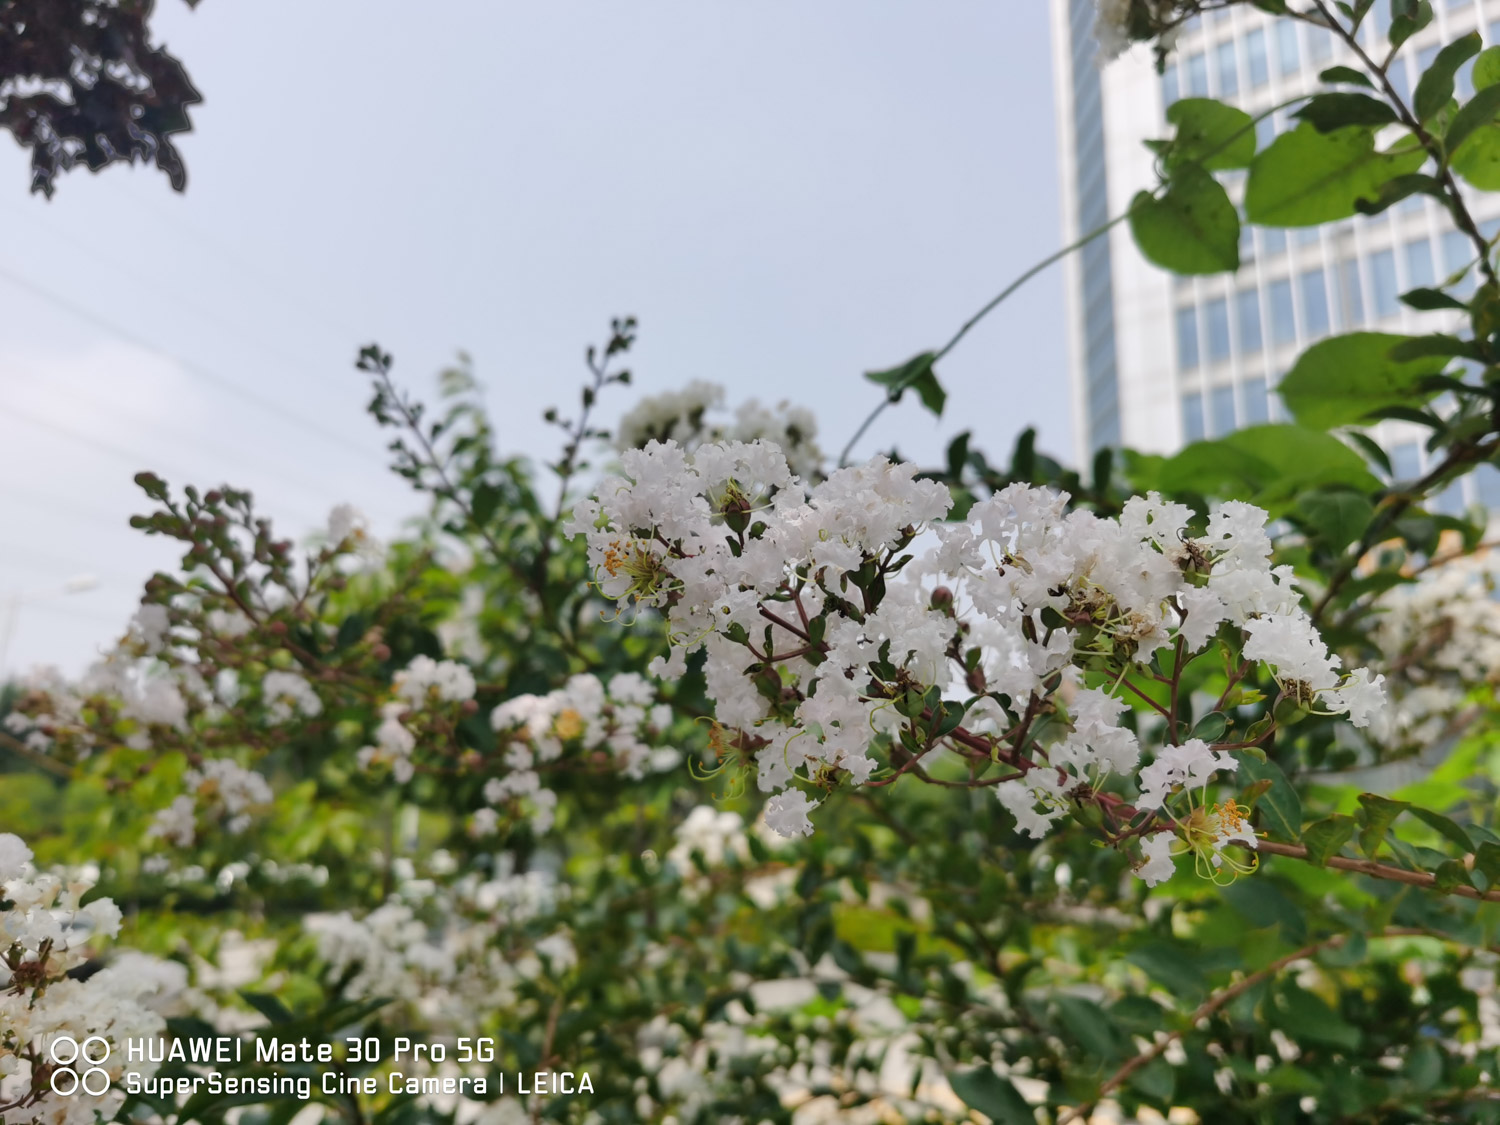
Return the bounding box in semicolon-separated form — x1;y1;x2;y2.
0;730;72;778
1058;932;1351;1124
1256;838;1500;902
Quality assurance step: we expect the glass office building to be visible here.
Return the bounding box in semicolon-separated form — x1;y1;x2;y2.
1048;0;1500;510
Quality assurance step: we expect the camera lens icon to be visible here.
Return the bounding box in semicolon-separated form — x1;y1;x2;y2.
48;1036;111;1096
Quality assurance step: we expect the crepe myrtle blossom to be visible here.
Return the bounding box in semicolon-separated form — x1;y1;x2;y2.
261;669;322;724
147;758;273;845
615;381;825;480
0;833;170;1125
1094;0;1188;60
574;440;1382;878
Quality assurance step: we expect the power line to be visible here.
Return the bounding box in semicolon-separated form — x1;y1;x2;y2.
5;362;365;502
19;208;364;394
0;261;386;466
0;401;327;528
121;181;372;348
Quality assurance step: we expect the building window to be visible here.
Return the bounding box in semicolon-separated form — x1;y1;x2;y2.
1163;64;1179;107
1186;52;1209;97
1337;258;1364;326
1299;268;1331;339
1296;225;1321;246
1444;229;1475;295
1211;384;1236;436
1276;22;1300;76
1215;40;1239;97
1236;287;1263;354
1433;482;1465;516
1389;56;1411;104
1255;115;1277;149
1404;237;1436;290
1389;441;1421;481
1243;378;1270;425
1177;305;1200;370
1246;29;1269;88
1477;463;1500;508
1492;18;1500;45
1205;297;1231;361
1183;392;1206;442
1270;279;1297;345
1307;25;1333;63
1370;249;1400;318
1261;226;1287;257
1239;220;1255;265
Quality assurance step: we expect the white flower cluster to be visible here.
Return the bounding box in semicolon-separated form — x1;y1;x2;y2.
1093;0;1182;61
394;654;477;708
476;672;677;836
357;655;476;783
0;834;169;1125
615;381;824;478
261;669;322;724
666;806;750;875
573;442;1385;862
305;857;569;1029
148;758;273;846
1367;546;1500;748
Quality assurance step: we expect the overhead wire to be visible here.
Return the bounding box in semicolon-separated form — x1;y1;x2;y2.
0;400;328;528
0;260;387;467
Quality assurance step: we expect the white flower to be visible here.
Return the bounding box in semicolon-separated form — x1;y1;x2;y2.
763;790;819;838
394;655;476;707
261;670;322;724
1137;832;1177;887
0;834;32;882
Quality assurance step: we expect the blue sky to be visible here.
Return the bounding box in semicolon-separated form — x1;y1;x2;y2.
0;1;1068;675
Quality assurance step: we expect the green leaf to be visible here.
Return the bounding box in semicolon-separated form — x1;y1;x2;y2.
1320;65;1375;88
1190;711;1228;742
1296;490;1375;551
471;482;502;527
1236;752;1301;842
1415;32;1481;121
1055;995;1130;1061
1343;430;1394;475
1279;332;1448;430
1129;1056;1176;1102
1155;425;1380;515
1434;858;1475;892
1302;815;1357;866
865;352;945;418
1401;287;1469;311
1390;1;1433;53
1406;1041;1443;1092
1473;841;1500;888
1389;332;1486;361
1245;123;1426;226
1475;46;1500;90
1409;806;1475;852
1294;92;1398;133
947;1067;1034;1125
1445;82;1500;154
1129;165;1240;274
1125;942;1207;999
1356;792;1411;857
1451;109;1500;189
1278;983;1361;1049
1165;98;1257;170
240;990;295;1025
1352;172;1445;215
